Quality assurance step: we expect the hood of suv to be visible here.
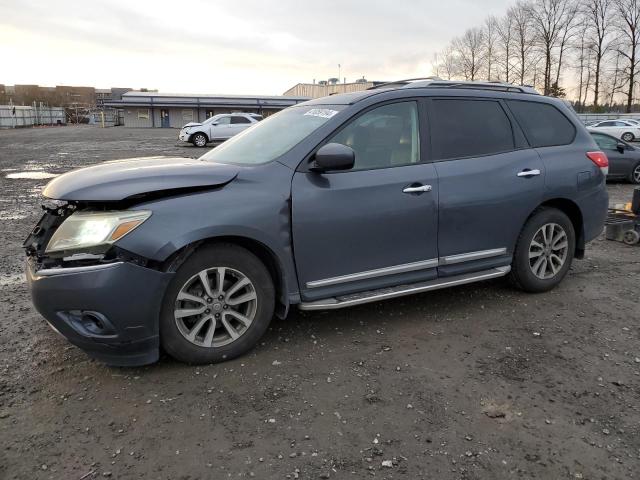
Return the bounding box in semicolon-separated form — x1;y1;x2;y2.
182;122;203;129
43;156;239;201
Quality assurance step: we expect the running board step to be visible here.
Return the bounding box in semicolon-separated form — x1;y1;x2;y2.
298;266;511;311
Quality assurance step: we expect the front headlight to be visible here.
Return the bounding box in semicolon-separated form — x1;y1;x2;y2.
46;210;151;253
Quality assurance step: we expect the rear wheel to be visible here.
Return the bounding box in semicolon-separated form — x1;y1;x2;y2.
160;244;275;364
191;132;208;147
630;162;640;184
510;208;575;293
622;132;634;142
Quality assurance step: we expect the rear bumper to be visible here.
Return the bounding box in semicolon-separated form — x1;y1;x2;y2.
581;183;609;244
26;259;173;366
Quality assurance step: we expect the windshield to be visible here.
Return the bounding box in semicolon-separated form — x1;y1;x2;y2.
200;105;344;165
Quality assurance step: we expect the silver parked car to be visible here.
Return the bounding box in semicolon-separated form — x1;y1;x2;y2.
179;112;263;147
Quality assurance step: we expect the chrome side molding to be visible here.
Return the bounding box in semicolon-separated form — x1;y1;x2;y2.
306;258;438;289
299;266;511;311
306;248;508;289
439;248;507;265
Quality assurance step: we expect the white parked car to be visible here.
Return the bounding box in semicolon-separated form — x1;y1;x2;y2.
179;113;263;147
587;120;640;142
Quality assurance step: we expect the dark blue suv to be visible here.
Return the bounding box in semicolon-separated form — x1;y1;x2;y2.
24;79;609;366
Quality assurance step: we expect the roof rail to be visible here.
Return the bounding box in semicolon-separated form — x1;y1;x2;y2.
368;78;539;95
366;77;443;90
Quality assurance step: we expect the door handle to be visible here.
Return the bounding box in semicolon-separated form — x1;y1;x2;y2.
517;169;541;178
403;184;432;193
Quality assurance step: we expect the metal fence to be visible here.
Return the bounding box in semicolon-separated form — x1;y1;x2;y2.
576;113;640;123
0;105;66;128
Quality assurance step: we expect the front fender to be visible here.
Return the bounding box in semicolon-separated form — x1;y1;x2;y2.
114;166;299;301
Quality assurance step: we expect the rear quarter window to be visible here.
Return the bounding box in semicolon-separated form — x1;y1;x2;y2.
507;100;576;148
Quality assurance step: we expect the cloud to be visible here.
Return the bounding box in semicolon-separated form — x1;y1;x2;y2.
0;0;514;94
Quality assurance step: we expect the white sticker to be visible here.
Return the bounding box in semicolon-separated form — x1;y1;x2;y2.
304;108;339;119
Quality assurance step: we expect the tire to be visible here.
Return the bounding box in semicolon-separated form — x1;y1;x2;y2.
622;132;634;142
160;244;275;364
191;132;208;147
510;208;575;293
630;162;640;184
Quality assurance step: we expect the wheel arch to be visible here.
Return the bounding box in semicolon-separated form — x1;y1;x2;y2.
531;198;585;259
161;235;290;318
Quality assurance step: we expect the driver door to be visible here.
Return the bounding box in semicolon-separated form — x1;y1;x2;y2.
291;100;439;301
211;115;231;140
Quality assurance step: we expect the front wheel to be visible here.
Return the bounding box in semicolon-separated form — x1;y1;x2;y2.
191;132;208;147
160;244;275;364
510;208;575;293
622;132;635;142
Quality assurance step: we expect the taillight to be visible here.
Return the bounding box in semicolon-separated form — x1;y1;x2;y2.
586;151;609;176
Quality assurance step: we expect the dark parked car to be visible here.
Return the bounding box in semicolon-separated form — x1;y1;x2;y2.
24;79;609;366
590;131;640;184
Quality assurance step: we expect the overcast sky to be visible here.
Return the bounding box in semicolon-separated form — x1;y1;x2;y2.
0;0;514;95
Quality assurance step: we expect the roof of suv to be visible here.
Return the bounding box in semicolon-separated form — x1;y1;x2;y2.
302;78;541;106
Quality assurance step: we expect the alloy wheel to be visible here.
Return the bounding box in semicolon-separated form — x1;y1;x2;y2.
633;164;640;184
174;267;257;348
622;133;634;142
194;134;207;147
528;223;569;280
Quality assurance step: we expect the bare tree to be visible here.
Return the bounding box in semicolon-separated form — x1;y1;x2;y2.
583;0;613;107
529;0;573;95
452;27;486;80
613;0;640;112
575;18;591;109
496;11;515;82
483;16;500;80
554;0;581;87
439;46;459;80
510;1;538;85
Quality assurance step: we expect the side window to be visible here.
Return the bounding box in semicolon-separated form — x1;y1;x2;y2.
216;116;231;125
231;116;252;124
598;121;614;127
592;134;618;150
507;100;576;148
430;99;514;160
329;101;420;170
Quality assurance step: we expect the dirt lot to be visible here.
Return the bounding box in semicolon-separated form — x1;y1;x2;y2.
0;126;638;480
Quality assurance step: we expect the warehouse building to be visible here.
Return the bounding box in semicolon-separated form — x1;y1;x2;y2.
105;91;309;128
283;79;385;98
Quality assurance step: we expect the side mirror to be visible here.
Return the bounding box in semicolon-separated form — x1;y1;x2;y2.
617;142;626;154
310;143;355;172
211;122;219;126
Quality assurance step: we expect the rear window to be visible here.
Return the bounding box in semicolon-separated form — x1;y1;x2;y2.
231;116;252;124
507;100;576;147
430;99;515;160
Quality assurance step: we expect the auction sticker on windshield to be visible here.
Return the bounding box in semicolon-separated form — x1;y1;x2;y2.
303;109;339;119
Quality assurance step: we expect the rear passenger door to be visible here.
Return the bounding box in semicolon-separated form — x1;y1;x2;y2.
428;97;545;277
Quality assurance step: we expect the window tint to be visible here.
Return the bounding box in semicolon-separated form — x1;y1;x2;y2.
592;133;618;150
598;121;615;127
231;116;252;124
329;101;420;170
216;116;231;125
430;99;514;160
508;101;576;147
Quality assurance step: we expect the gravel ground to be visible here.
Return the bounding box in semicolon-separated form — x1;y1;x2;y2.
0;126;639;480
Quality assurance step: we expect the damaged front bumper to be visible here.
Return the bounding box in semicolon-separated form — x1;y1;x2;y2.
26;257;173;366
24;205;173;367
